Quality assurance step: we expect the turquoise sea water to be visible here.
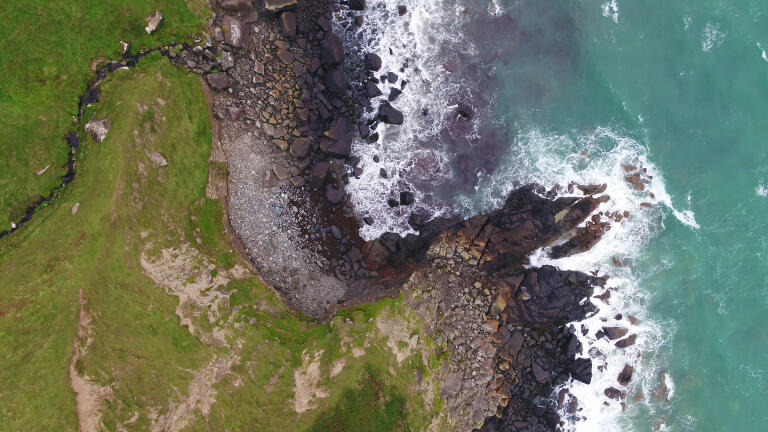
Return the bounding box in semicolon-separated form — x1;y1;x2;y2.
346;1;768;429
489;0;768;430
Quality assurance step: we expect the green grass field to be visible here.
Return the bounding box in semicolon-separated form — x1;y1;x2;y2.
0;55;443;431
0;0;208;229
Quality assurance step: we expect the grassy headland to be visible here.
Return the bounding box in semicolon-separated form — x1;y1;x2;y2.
0;55;442;431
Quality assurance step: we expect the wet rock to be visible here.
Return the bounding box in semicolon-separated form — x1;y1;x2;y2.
326;69;347;94
85;119;110;143
387;71;399;83
617;364;634;386
568;357;592;384
144;11;163;35
387;198;400;208
320;33;345;66
388;87;402;102
264;0;297;13
377;102;404;125
222;16;245;48
408;212;428;230
379;168;387;178
615;334;637;348
280;11;297;39
602;326;629;340
397;5;407;15
365;81;382;98
349;0;366;11
456;102;473;119
364;53;382;71
320;118;354;158
604;387;625;400
577;183;608;195
400;191;414;206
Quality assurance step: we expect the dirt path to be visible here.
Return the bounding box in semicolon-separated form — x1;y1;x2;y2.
70;289;112;432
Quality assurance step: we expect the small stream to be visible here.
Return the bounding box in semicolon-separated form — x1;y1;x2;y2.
0;43;192;240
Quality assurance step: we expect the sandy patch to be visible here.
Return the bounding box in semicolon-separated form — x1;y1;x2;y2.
376;314;419;364
293;350;328;414
70;288;113;432
329;358;346;378
149;353;239;432
140;243;251;345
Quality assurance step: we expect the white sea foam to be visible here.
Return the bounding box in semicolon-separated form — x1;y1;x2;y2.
702;22;725;52
602;0;620;23
342;0;484;239
476;127;694;431
338;2;698;430
757;178;768;197
758;42;768;62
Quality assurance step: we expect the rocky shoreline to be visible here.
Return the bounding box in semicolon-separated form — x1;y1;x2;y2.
3;0;636;429
196;1;638;431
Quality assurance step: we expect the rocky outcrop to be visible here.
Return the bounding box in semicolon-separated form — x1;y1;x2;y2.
198;1;613;430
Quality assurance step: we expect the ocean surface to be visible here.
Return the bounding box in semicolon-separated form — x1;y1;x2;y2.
343;0;768;430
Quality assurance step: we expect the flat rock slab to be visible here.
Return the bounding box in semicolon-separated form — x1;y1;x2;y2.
264;0;297;13
217;0;253;11
145;11;163;34
85;119;110;143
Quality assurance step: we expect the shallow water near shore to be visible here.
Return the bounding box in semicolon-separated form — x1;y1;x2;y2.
346;0;768;430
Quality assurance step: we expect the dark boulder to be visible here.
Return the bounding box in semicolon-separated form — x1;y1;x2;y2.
326;186;345;204
388;88;402;101
378;102;404;125
615;334;637;348
532;362;550;384
280;12;297;39
320;34;345;66
400;191;414;206
568;357;592;384
349;0;366;10
326;69;347;94
222;16;246;48
397;5;407;15
457;102;473;119
617;364;634;386
320;118;355;158
217;0;253;10
365;81;382;98
602;326;629;340
290;139;310;158
387;198;400;208
309;162;331;189
205;72;229;91
364;53;382;71
604;387;625;400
